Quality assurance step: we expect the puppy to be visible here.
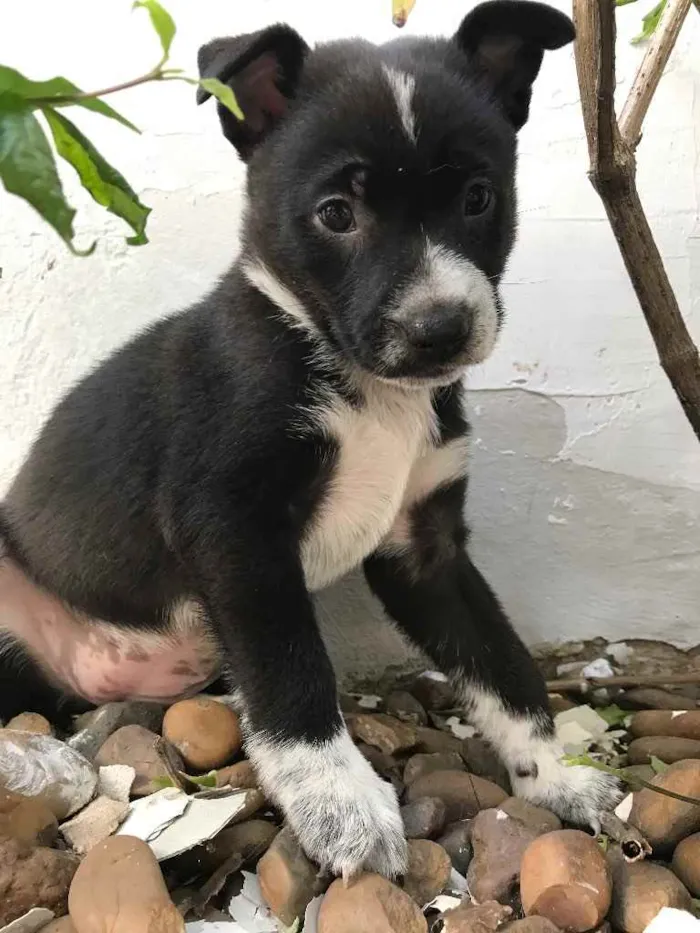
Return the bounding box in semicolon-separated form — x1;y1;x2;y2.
0;0;619;878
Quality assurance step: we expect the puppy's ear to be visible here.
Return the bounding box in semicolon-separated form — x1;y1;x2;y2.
456;1;574;130
197;24;309;160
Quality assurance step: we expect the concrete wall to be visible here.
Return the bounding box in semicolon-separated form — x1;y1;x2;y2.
1;0;699;682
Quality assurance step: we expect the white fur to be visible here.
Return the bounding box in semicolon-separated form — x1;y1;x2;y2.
382;65;417;142
381;435;471;553
302;379;438;590
393;239;499;366
247;726;407;877
458;682;621;829
242;259;317;336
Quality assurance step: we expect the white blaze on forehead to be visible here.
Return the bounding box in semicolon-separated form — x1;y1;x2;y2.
382;65;417;143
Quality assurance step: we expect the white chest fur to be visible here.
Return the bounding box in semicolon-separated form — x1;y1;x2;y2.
301;383;437;591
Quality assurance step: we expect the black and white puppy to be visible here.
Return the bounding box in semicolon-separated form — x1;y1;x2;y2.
0;0;619;878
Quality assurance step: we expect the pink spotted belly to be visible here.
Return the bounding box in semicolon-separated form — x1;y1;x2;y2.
0;558;220;704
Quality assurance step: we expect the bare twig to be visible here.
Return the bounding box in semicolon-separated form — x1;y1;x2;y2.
547;672;700;693
599;811;651;862
572;0;700;441
620;0;692;148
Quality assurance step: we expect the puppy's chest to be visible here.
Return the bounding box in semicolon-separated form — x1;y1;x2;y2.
301;387;437;591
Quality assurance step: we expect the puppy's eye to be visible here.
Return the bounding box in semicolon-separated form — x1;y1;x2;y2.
464;181;493;217
317;198;356;234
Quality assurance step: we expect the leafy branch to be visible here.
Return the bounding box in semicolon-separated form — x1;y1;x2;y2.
0;0;242;254
566;753;700;807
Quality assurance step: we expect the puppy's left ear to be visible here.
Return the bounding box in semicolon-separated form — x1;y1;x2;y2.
197;24;309;160
456;0;574;130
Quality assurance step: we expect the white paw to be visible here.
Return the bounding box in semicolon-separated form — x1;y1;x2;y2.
511;742;622;832
248;728;407;878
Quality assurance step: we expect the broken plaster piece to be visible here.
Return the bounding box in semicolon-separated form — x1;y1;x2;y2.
582;657;616;679
151;788;252;860
643;907;700;932
355;695;382;710
228;871;277;932
97;763;135;802
302;896;323;933
615;792;634;822
61;794;130;854
445;716;476;740
186;923;249;932
424;894;462;914
0;908;55;933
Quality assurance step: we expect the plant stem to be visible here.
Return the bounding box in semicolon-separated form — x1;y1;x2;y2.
33;68;183;107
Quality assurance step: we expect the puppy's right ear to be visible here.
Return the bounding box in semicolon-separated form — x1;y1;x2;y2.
197;25;309;161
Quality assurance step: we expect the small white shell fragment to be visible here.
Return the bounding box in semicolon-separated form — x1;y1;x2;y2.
228;871;277;931
607;642;633;665
445;716;476;739
117;787;190;842
672;711;689;719
0;730;97;819
424;894;462;913
0;908;55;933
615;792;634;822
582;658;615;679
186;923;248;932
555;705;610;738
643;907;700;931
97;763;135;802
355;695;382;710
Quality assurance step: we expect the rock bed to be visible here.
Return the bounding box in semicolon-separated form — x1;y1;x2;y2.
3;668;700;932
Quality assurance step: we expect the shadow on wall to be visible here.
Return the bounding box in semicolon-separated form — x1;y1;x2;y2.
318;387;700;688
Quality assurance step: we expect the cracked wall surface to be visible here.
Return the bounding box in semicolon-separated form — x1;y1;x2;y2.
1;0;698;680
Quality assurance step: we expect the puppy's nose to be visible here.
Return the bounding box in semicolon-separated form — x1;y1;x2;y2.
402;310;471;357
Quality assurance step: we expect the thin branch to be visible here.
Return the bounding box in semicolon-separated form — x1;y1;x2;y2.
33;68;183;107
572;0;700;442
547;672;700;693
620;0;692;149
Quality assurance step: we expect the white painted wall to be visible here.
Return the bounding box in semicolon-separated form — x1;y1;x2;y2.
1;1;699;682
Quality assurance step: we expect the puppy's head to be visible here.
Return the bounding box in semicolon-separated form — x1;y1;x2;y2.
198;1;574;386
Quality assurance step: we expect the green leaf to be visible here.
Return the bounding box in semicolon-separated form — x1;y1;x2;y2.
632;0;666;43
182;770;217;787
43;107;150;246
134;0;176;63
649;755;669;774
596;704;629;727
0;65;139;132
0;101;93;255
616;0;639;6
196;77;244;120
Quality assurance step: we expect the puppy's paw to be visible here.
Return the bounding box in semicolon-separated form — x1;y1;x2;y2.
249;729;407;878
511;742;622;833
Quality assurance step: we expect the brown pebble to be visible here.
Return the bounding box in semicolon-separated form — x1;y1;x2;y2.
68;835;184;933
442;901;513;932
608;849;691;933
95;725;182;797
386;691;428;726
629;759;700;854
630;710;700;741
0;789;58;846
406;770;507;822
415;726;463;756
318;874;427;932
437;820;473;875
402;839;452;906
403;752;466;786
258;826;322;928
520;830;611;932
6;713;54;735
672;832;700;897
401;797;447;840
215;759;259;789
467;800;561;909
627;735;700;765
502;919;561;932
410;673;455;712
0;835;78;927
163;697;242;771
461;738;510;791
352;714;418;755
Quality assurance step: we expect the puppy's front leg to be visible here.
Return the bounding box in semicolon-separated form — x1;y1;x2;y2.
179;508;406;879
364;477;620;828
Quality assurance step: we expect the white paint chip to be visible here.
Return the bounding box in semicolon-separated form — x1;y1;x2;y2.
615;792;634;822
229;871;277;932
582;657;616;679
643;907;700;931
495;809;509;821
672;711;689;718
0;908;55;933
445;716;476;739
424;894;462;913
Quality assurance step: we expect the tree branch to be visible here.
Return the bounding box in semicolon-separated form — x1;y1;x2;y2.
620;0;692;149
572;0;700;442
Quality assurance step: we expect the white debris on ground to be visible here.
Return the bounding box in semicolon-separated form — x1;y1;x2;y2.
644;907;700;931
228;872;278;932
0;909;56;933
